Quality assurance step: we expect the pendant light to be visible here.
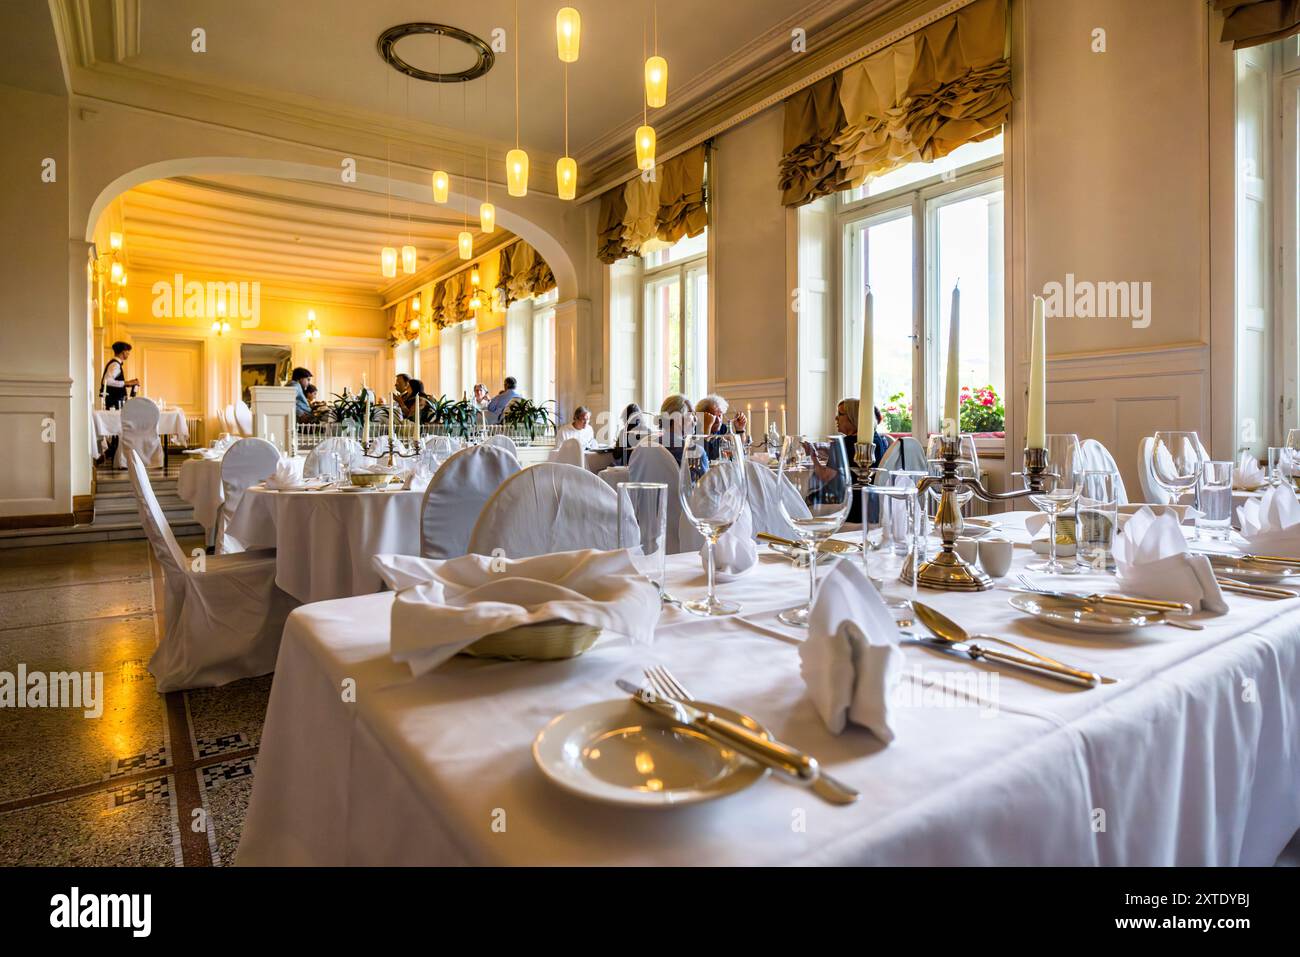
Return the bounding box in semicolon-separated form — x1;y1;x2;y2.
506;1;529;196
557;47;577;200
400;78;418;274
401;245;417;274
556;8;581;63
110;261;123;282
411;294;421;314
381;246;397;278
432;169;450;203
635;17;656;171
469;288;483;310
645;2;667;107
458;232;473;260
480;145;496;232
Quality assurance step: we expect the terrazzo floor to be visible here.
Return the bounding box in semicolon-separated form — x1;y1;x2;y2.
0;537;270;866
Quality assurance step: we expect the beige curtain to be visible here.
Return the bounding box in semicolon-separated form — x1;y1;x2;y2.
497;241;557;306
779;73;851;207
1216;0;1300;48
622;174;662;251
597;188;631;264
656;144;708;243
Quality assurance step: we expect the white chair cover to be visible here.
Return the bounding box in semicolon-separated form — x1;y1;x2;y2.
126;450;295;692
420;444;521;559
115;397;163;469
215;406;230;434
628;444;689;554
217;438;282;554
302;437;363;479
483;433;519;459
222;404;237;435
1080;438;1130;504
551;437;585;468
234;400;254;436
469;463;636;559
1136;436;1173;505
876;435;926;474
745;459;811;538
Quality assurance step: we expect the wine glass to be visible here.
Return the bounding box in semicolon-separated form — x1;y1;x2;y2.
777;434;853;627
924;434;980;511
1150;431;1205;504
678;433;747;616
1023;433;1082;574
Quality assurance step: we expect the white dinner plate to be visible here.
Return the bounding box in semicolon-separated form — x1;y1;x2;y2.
1200;554;1300;585
929;518;998;540
533;698;770;808
1008;593;1160;634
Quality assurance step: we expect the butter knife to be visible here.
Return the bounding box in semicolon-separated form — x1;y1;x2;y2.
1008;586;1193;616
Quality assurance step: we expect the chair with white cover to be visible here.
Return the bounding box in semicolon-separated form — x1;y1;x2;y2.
215;406;230;435
115;397;163;469
1079;438;1129;504
302;437;363;479
550;437;585;468
627;444;690;553
469;462;636;559
745;459;811;538
876;435;926;474
1136;436;1173;504
216;438;282;553
483;433;519;460
125;450;294;692
420;444;521;559
233;400;254;437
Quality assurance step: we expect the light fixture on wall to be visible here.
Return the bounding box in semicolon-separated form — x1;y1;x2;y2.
304;308;322;340
381;245;398;278
645;2;667;107
408;297;421;333
109;231;123;251
110;261;123;282
211;298;230;335
469;287;483;310
556;7;581;62
116;293;129;315
506;1;529;196
432;169;450;203
470;264;481;287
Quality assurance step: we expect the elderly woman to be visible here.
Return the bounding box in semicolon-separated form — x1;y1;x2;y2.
817;397;891;523
659;393;700;465
613;403;648;465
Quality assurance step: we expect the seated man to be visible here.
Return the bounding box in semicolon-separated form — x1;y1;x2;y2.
696;393;746;460
555;406;595;447
485;376;523;424
291;367;314;423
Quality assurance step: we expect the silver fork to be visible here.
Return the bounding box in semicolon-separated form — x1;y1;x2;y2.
643;666;860;804
1016;574;1203;631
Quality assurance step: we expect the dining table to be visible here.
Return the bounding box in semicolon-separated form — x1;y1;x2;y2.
225;484;423;603
236;511;1300;866
176;456;225;534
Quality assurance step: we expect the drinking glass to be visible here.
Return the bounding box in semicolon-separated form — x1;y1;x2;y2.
861;467;919;609
617;482;669;597
1196;461;1234;541
1267;447;1286;488
777;434;853;627
1023;433;1083;574
1150;430;1205;504
678;433;747;616
1075;470;1118;571
889;469;930;556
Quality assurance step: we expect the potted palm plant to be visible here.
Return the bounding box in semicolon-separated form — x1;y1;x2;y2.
501;397;556;444
428;395;476;438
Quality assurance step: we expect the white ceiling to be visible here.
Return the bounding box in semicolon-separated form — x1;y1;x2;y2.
118;173;506;297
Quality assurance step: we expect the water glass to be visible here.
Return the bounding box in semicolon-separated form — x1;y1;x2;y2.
1075;470;1119;571
777;434;852;627
617;482;669;597
1196;461;1234;541
888;469;930;556
1287;430;1300;493
860;467;920;608
1267;447;1286;487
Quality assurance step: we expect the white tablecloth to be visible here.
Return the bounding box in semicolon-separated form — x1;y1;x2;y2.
176;458;224;532
225;485;423;603
238;513;1300;865
92;408;190;443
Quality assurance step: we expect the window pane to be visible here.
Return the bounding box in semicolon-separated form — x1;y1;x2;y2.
847;212;913;430
642;227;708;267
684;265;708;401
846;132;1003;202
645;273;681;397
932;185;1005;429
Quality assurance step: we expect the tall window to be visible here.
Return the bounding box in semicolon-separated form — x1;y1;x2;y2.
641;229;707;403
530;289;558;410
839;134;1004;436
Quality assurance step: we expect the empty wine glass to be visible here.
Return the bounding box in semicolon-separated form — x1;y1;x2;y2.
924;434;980;512
678;433;747;616
1150;430;1205;504
777;434;853;627
1023;433;1082;574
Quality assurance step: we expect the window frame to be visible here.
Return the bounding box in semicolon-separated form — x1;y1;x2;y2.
638;233;708;405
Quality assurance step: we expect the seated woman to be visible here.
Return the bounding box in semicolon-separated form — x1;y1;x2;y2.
404;378;436;424
555;406;595;447
807;398;891;524
304;385;330;421
612;403;649;465
659;394;705;467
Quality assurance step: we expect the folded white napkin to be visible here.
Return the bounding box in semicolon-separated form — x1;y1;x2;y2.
404;462;435;493
1113;506;1227;613
706;504;757;579
1234;452;1266;490
366;437;409;458
372;549;662;676
799;560;902;741
197;448;223;461
1237;485;1300;555
749;452;775;467
263;456;306;490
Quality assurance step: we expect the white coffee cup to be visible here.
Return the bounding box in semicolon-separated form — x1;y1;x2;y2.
954;537;979;566
978;537;1014;578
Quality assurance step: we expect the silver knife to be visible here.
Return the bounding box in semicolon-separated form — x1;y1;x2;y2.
1008;586;1194;617
615;679;823;786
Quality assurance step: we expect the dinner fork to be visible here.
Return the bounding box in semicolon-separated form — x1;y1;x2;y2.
642;666;860;804
1015;574;1204;631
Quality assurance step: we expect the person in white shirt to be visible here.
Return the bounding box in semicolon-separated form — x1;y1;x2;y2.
555;406;595;448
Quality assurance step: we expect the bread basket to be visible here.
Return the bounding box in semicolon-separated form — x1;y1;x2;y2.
349;471;401;487
461;620;601;660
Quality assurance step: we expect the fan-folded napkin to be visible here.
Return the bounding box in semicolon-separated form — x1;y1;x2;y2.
1237;485;1300;555
372;548;662;676
799;560;902;741
705;504;757;579
263;456;306;490
1113;506;1227;613
1234;452;1266;490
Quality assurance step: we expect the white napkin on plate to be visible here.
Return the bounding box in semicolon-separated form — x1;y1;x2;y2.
263;456;306;490
372;549;662;676
1237;484;1300;555
404;462;435;493
1234;451;1266;490
705;504;757;579
1113;506;1227;613
799;560;902;741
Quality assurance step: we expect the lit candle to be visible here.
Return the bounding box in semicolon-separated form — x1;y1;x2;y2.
860;286;874;437
942;283;960;439
763;401;769;435
362;394;371;445
1027;295;1047;449
389;392;397;449
746;403;752;433
780;403;787;436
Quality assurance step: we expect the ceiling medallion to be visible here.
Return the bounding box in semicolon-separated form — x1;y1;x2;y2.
376;23;495;83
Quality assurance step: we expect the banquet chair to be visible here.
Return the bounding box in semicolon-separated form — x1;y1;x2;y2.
216;437;282;554
126;450;295;692
233;400;254;436
551;437;585;468
1079;438;1129;504
745;458;811;538
1136;437;1173;504
483;433;519;460
302;437;363;479
215;406;230;435
468;463;637;559
115;397;163;470
420;444;521;559
876;435;926;474
627;444;690;553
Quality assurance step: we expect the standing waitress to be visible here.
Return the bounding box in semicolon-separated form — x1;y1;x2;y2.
99;341;139;465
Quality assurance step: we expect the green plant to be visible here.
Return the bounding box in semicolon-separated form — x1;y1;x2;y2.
881;392;912;433
501;397;556;441
428;395;477;437
323;388;386;428
958;385;1005;433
